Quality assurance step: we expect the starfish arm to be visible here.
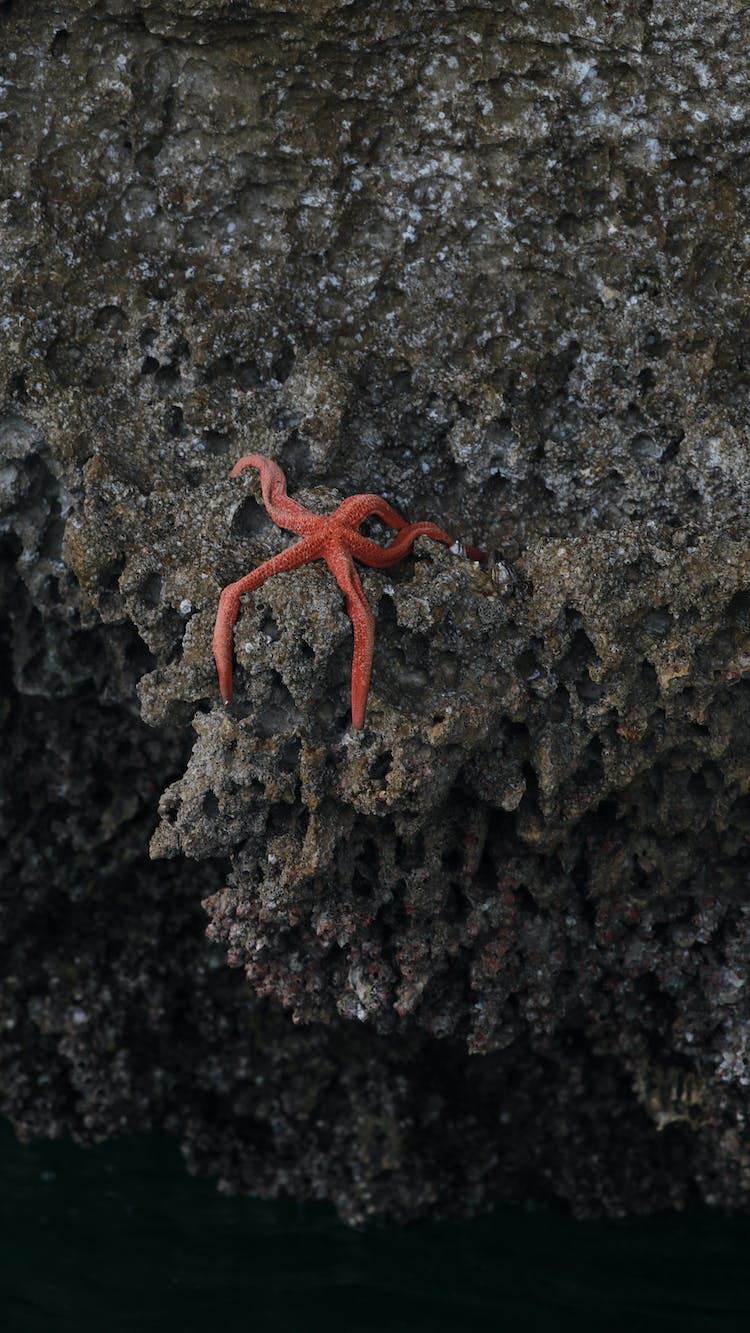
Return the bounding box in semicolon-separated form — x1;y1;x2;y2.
353;520;457;568
344;530;409;566
231;455;319;536
339;505;486;568
326;547;375;730
334;493;410;531
347;527;486;569
212;534;320;704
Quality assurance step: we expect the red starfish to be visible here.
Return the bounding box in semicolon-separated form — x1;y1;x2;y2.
213;455;482;730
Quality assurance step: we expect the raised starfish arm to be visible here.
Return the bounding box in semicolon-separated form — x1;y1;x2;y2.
326;548;375;731
213;534;320;704
337;494;484;566
344;520;456;568
334;493;410;531
231;455;319;536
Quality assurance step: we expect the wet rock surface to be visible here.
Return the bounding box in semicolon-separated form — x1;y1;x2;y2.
2;0;750;1223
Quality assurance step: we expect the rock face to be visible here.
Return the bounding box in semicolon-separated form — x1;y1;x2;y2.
2;0;750;1224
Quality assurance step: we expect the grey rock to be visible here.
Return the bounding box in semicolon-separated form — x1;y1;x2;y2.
2;0;750;1223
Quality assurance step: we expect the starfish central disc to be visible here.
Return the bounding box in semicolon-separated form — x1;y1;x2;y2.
213;455;482;730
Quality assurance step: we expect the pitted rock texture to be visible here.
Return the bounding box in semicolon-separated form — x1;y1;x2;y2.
0;657;708;1226
2;0;750;1223
154;526;750;1071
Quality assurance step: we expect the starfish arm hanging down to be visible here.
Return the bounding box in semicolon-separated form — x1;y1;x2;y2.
231;455;320;536
327;548;375;731
213;534;321;704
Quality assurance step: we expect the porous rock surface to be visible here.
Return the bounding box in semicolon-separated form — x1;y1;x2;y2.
2;0;750;1223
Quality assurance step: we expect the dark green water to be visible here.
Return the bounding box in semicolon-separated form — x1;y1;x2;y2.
1;1120;748;1333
